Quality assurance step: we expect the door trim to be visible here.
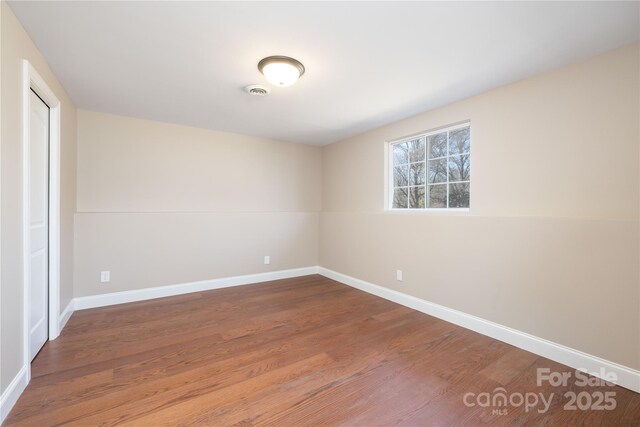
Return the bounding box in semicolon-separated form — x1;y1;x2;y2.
21;60;61;381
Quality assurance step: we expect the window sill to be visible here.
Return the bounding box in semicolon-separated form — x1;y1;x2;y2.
385;208;470;215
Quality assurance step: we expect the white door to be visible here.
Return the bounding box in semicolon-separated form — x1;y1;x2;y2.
29;89;50;360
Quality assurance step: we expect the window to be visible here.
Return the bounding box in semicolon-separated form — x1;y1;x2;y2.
389;122;470;210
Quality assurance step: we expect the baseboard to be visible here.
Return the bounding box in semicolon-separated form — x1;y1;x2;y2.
74;266;320;311
0;365;28;424
318;267;640;394
58;299;75;333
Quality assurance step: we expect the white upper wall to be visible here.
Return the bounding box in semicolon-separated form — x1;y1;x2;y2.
77;110;322;213
323;44;640;220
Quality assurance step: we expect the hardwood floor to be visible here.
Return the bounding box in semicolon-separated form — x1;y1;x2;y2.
5;274;640;426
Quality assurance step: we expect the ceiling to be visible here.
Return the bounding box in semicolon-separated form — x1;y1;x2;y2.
9;1;639;146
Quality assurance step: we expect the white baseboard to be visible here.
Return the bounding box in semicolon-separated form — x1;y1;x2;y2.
58;300;75;333
0;365;28;424
318;267;640;394
74;266;320;311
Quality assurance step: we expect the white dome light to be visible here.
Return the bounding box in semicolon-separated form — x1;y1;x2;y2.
258;56;305;87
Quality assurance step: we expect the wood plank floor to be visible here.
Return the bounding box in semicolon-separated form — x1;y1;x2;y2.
5;274;640;426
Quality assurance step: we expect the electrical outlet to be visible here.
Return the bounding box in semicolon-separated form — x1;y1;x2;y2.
396;270;403;281
100;271;110;283
264;256;270;265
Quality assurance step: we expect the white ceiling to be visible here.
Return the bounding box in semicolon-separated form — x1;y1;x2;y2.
9;1;639;145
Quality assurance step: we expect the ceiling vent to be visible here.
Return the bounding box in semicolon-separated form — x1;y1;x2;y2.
244;85;270;96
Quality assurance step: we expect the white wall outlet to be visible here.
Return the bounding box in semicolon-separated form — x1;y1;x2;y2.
264;255;270;265
100;271;110;283
396;270;403;281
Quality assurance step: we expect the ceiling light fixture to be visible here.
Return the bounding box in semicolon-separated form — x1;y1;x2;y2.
258;56;305;87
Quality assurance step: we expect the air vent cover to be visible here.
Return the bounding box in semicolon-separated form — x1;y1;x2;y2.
244;85;270;96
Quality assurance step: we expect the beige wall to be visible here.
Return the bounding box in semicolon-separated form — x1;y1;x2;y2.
77;111;321;213
74;111;320;297
1;1;77;394
320;44;640;369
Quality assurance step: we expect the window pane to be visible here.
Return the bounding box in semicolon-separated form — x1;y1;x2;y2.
393;142;409;165
428;158;447;183
448;154;470;182
393;188;408;208
428;184;446;208
449;182;470;208
393;165;408;187
449;127;470;155
390;125;471;210
410;162;425;185
409;138;425;163
427;132;447;158
409;186;425;208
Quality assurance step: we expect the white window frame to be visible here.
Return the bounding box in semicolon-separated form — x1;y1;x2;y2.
386;121;471;212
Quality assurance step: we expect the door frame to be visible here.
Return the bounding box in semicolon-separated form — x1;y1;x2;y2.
21;60;61;378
